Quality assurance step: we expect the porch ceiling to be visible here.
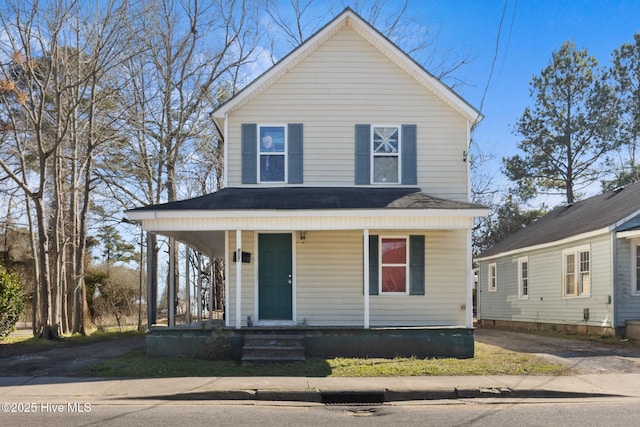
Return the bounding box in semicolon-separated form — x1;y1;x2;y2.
159;230;225;258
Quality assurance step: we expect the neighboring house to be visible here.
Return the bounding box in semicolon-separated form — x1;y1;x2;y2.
476;182;640;337
126;8;487;359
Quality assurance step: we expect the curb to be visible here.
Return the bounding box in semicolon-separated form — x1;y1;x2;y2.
123;387;622;403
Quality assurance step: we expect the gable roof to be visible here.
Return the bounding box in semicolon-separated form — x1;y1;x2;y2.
477;181;640;260
128;187;486;213
210;8;482;132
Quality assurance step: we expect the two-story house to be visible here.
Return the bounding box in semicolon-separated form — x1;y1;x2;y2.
127;8;487;360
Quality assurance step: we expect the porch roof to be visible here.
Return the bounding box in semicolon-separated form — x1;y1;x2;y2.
128;186;486;212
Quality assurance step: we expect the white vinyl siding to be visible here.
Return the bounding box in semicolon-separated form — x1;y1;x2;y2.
370;229;467;327
479;234;614;327
226;26;468;199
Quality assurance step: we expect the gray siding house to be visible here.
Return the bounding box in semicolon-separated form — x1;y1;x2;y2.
127;8;487;360
476;182;640;337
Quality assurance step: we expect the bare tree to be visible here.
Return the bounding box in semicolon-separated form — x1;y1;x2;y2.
97;0;259;324
0;0;133;338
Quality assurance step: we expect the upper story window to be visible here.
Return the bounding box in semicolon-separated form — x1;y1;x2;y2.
563;245;590;297
355;124;416;186
371;126;401;183
258;125;286;182
518;257;529;299
488;262;497;292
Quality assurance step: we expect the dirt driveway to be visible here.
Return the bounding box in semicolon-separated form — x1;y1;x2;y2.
0;333;145;377
2;328;640;376
475;327;640;374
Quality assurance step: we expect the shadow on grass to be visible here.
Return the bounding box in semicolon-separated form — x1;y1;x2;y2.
88;349;334;378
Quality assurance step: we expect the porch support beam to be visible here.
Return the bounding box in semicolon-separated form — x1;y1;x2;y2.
168;238;176;327
146;232;157;330
465;228;473;328
363;228;370;329
235;229;242;329
225;231;230;327
185;245;191;324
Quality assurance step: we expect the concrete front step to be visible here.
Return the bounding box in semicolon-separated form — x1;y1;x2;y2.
241;334;306;365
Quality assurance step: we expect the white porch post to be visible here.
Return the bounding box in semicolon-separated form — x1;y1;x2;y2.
224;231;230;327
185;245;191;324
466;228;473;328
168;239;176;327
235;229;242;329
363;228;370;329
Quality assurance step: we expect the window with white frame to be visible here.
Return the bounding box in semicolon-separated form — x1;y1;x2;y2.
379;236;408;294
563;245;590;297
518;257;529;299
488;262;497;292
632;239;640;295
371;126;401;183
258;125;286;182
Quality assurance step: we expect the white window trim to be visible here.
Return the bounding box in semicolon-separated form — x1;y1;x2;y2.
378;235;409;295
257;124;288;184
632;238;640;296
562;244;591;298
518;256;529;300
488;262;497;292
370;124;401;184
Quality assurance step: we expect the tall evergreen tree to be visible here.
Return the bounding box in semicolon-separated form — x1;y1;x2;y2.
504;41;619;204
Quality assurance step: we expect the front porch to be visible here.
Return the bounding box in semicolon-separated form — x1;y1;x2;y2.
146;324;475;360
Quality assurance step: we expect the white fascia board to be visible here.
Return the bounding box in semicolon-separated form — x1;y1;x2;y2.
127;207;489;221
618;230;640;239
475;227;611;262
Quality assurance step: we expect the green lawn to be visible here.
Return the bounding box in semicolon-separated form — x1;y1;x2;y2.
86;341;570;378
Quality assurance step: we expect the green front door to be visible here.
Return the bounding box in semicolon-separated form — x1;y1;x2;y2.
258;233;292;320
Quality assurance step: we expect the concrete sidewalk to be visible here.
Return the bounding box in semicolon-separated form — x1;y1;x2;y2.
2;374;640;404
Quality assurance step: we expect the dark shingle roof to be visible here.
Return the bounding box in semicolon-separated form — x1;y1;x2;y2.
129;187;485;212
479;181;640;258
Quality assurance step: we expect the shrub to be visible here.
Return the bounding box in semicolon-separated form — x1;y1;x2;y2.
0;265;25;340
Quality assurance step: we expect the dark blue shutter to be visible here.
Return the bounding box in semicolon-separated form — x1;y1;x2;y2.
355;124;371;184
241;124;257;184
409;235;425;295
288;123;303;184
368;235;379;295
401;124;417;185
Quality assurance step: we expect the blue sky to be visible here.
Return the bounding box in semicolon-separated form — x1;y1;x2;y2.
416;0;640;194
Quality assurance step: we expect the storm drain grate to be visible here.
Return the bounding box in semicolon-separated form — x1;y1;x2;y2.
321;391;385;405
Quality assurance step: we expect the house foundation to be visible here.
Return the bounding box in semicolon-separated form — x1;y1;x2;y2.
146;325;475;360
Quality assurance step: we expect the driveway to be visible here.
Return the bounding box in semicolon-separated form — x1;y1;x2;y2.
475;327;640;374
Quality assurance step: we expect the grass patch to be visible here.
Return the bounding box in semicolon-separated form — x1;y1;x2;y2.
1;329;144;348
87;342;570;378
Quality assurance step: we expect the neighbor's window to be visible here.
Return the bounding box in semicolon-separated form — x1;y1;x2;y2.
258;125;286;182
563;245;590;297
633;239;640;295
380;236;408;293
371;126;400;183
518;257;529;299
488;263;497;292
